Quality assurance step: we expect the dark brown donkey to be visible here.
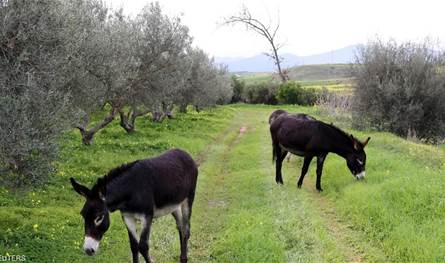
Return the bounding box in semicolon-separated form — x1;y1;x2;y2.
270;113;370;191
70;149;198;263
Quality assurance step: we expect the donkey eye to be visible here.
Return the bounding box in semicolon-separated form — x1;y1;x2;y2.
94;215;104;226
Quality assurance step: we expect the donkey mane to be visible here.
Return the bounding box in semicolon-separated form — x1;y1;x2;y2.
323;122;354;143
91;160;139;194
325;123;351;138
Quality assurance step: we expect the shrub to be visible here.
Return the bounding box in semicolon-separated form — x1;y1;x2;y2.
230;75;246;103
277;81;317;105
351;39;445;142
244;82;278;104
317;87;352;115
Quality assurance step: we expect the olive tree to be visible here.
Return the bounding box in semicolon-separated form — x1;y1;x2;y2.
0;0;74;186
118;2;192;128
352;39;445;142
177;48;233;112
63;2;142;144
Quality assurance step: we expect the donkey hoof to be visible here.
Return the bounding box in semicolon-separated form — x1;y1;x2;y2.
297;183;302;188
316;187;323;192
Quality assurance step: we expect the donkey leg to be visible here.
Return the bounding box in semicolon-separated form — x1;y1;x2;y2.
138;215;154;263
275;150;288;184
122;214;140;263
316;154;327;192
172;201;191;263
297;156;313;188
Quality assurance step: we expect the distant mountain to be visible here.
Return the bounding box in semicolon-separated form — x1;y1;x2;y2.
215;44;362;72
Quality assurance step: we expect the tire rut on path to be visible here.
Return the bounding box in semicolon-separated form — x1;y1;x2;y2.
303;179;365;263
188;113;250;262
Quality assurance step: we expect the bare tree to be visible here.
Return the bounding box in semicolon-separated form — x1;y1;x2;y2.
223;6;288;82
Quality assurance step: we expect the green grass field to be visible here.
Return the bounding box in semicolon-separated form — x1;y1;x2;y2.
238;64;354;95
1;105;445;262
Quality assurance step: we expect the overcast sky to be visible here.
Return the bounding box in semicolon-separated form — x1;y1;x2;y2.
105;0;445;58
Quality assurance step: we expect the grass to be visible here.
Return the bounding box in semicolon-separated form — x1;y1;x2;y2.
1;104;445;262
0;107;235;262
287;64;352;81
237;72;279;85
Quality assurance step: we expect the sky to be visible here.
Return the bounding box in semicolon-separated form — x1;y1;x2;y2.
105;0;445;58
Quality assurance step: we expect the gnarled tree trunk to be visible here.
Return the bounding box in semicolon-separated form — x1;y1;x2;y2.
151;111;166;123
76;106;118;145
119;108;150;133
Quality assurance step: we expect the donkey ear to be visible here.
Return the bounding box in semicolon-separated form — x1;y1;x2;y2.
96;178;106;201
362;137;371;147
350;135;360;150
70;177;90;198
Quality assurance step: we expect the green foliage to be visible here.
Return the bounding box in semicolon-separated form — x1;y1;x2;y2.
243;82;279;104
230;75;246;103
352;39;445;142
0;0;73;187
277;81;318;105
0;0;234;187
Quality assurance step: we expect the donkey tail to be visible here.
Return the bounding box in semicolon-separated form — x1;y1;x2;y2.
271;131;280;164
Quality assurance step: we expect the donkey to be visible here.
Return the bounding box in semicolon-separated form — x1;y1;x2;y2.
70;149;198;263
270;115;370;191
269;110;316;162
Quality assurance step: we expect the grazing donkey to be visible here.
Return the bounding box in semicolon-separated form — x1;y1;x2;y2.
268;110;316;162
70;149;198;263
270;114;370;191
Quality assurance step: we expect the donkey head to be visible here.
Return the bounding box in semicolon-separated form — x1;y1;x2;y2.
346;136;371;180
70;177;110;256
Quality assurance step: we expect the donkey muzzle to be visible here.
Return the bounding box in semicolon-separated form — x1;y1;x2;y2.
356;171;365;180
83;236;99;255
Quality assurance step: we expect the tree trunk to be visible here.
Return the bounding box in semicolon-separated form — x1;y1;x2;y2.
151;111;166;123
179;103;187;113
76;106;118;145
119;108;150;133
194;105;201;113
162;102;174;119
78;129;95;145
119;110;135;133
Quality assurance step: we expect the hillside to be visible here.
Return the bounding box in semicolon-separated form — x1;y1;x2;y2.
216;45;360;72
287;64;352;81
237;64;353;85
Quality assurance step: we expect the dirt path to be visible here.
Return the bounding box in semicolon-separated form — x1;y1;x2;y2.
188;107;382;262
